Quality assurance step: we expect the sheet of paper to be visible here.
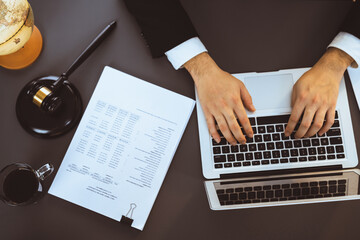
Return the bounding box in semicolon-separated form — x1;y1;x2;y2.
49;66;195;230
348;67;360;110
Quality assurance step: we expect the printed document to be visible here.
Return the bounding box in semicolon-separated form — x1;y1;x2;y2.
49;66;195;230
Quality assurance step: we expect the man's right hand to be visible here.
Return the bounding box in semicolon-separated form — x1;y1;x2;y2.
184;52;256;145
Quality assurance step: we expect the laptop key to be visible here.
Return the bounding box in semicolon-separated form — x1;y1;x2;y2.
285;141;293;148
317;147;326;154
258;143;266;151
263;185;271;190
240;145;248;152
275;190;283;197
308;148;316;155
254;135;263;142
236;153;245;161
218;194;229;201
336;145;344;153
338;179;346;184
214;164;223;168
233;162;242;167
276;142;284;149
308;156;316;161
336;154;345;159
239;193;247;199
230;193;238;200
243;161;251;166
326;146;335;154
257;115;290;125
263;151;271;159
252;160;260;166
281;150;290;157
327;128;341;136
257;191;265;199
299;157;307;162
321;138;329;145
261;160;270;165
280;158;288;163
281;133;290;140
293;188;301;196
338;185;346;192
290;149;299;156
222;146;230;153
254;152;262;159
302;139;311;147
284;189;291;197
266;191;274;198
258;126;266;133
272;133;281;141
217;189;225;194
235;188;243;192
276;125;284;132
267;142;275;150
224;163;232;168
227;154;236;162
329;180;337;185
289;157;298;162
248;192;256;199
271;159;279;164
263;134;271;142
267;125;275;133
332;120;340;128
246;136;254;143
272;150;280;158
327;155;336;160
231;145;239;153
299;148;307;156
214;155;226;163
311;139;320;146
293;140;302;148
245;153;253;160
213;147;221;154
329;186;337;193
249;144;257;151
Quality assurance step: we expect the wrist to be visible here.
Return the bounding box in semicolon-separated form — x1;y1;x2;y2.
184;52;220;85
317;47;354;74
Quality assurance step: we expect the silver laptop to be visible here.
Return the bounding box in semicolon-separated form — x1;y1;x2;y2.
196;68;360;210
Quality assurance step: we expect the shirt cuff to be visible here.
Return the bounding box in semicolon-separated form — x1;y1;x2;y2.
328;32;360;68
165;37;207;70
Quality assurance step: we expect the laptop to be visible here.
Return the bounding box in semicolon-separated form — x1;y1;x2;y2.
195;67;360;210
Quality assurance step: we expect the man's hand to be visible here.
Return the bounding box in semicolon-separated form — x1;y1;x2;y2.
184;52;256;145
285;48;354;138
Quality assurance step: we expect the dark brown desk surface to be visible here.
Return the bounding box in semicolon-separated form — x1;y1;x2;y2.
1;0;360;239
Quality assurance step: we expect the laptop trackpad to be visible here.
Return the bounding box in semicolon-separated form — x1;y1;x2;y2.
244;74;294;110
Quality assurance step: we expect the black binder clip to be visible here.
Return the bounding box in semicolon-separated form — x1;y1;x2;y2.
121;203;137;226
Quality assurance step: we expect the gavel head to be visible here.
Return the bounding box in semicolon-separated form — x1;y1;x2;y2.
32;86;63;113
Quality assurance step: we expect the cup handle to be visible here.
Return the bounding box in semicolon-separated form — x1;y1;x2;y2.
36;163;54;181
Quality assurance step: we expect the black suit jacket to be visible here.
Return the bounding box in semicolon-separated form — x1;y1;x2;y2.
125;0;360;58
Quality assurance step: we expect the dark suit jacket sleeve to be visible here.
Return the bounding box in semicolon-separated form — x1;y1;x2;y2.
340;1;360;38
124;0;198;58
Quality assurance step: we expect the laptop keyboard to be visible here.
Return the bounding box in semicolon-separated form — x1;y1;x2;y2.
212;111;345;169
216;179;347;206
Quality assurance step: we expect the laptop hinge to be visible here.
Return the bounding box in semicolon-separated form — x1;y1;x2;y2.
219;165;343;179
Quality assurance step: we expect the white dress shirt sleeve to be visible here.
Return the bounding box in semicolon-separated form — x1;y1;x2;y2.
328;32;360;68
165;37;207;70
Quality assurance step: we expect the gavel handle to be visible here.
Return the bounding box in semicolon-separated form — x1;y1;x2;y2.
52;20;117;91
